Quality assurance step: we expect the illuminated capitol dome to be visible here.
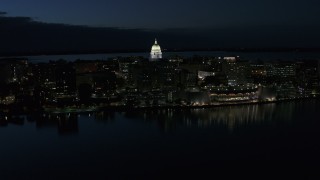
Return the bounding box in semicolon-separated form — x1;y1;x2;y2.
150;39;162;61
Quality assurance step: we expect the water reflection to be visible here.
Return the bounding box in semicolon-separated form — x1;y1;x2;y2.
93;111;116;124
0;100;315;135
28;113;79;135
0;115;25;126
123;102;298;132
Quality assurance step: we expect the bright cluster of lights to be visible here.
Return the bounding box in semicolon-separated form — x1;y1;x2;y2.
150;39;162;61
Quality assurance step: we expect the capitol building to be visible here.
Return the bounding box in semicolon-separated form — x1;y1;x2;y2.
150;39;162;61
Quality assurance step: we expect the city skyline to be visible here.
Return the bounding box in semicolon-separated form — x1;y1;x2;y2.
1;2;320;179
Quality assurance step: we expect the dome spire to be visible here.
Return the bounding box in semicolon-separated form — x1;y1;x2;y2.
154;38;158;45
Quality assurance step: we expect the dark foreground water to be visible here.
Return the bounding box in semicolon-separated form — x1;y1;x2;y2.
1;100;320;179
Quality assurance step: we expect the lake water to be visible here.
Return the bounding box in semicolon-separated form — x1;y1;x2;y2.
13;51;320;62
1;100;319;179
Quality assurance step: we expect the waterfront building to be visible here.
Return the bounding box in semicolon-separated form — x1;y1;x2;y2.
208;84;259;102
150;39;162;61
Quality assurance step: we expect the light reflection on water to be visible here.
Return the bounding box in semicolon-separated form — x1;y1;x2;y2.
121;102;296;132
0;100;319;179
0;101;302;135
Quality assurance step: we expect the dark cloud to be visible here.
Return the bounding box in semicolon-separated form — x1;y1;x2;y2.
0;11;7;15
0;14;320;55
0;15;153;54
0;14;205;55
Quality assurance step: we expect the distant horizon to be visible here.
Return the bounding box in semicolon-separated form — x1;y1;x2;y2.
2;47;320;58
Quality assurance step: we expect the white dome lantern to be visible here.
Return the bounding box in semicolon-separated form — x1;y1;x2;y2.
150;38;162;61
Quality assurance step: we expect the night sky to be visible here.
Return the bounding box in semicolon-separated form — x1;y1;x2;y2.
1;0;320;54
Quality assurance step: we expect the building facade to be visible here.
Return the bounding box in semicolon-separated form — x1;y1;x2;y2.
150;39;162;61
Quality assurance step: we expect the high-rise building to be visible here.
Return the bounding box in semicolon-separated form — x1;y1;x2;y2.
150;39;162;61
222;57;251;86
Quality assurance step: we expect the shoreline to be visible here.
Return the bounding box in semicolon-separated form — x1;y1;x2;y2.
43;97;318;114
2;48;320;58
1;97;318;116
